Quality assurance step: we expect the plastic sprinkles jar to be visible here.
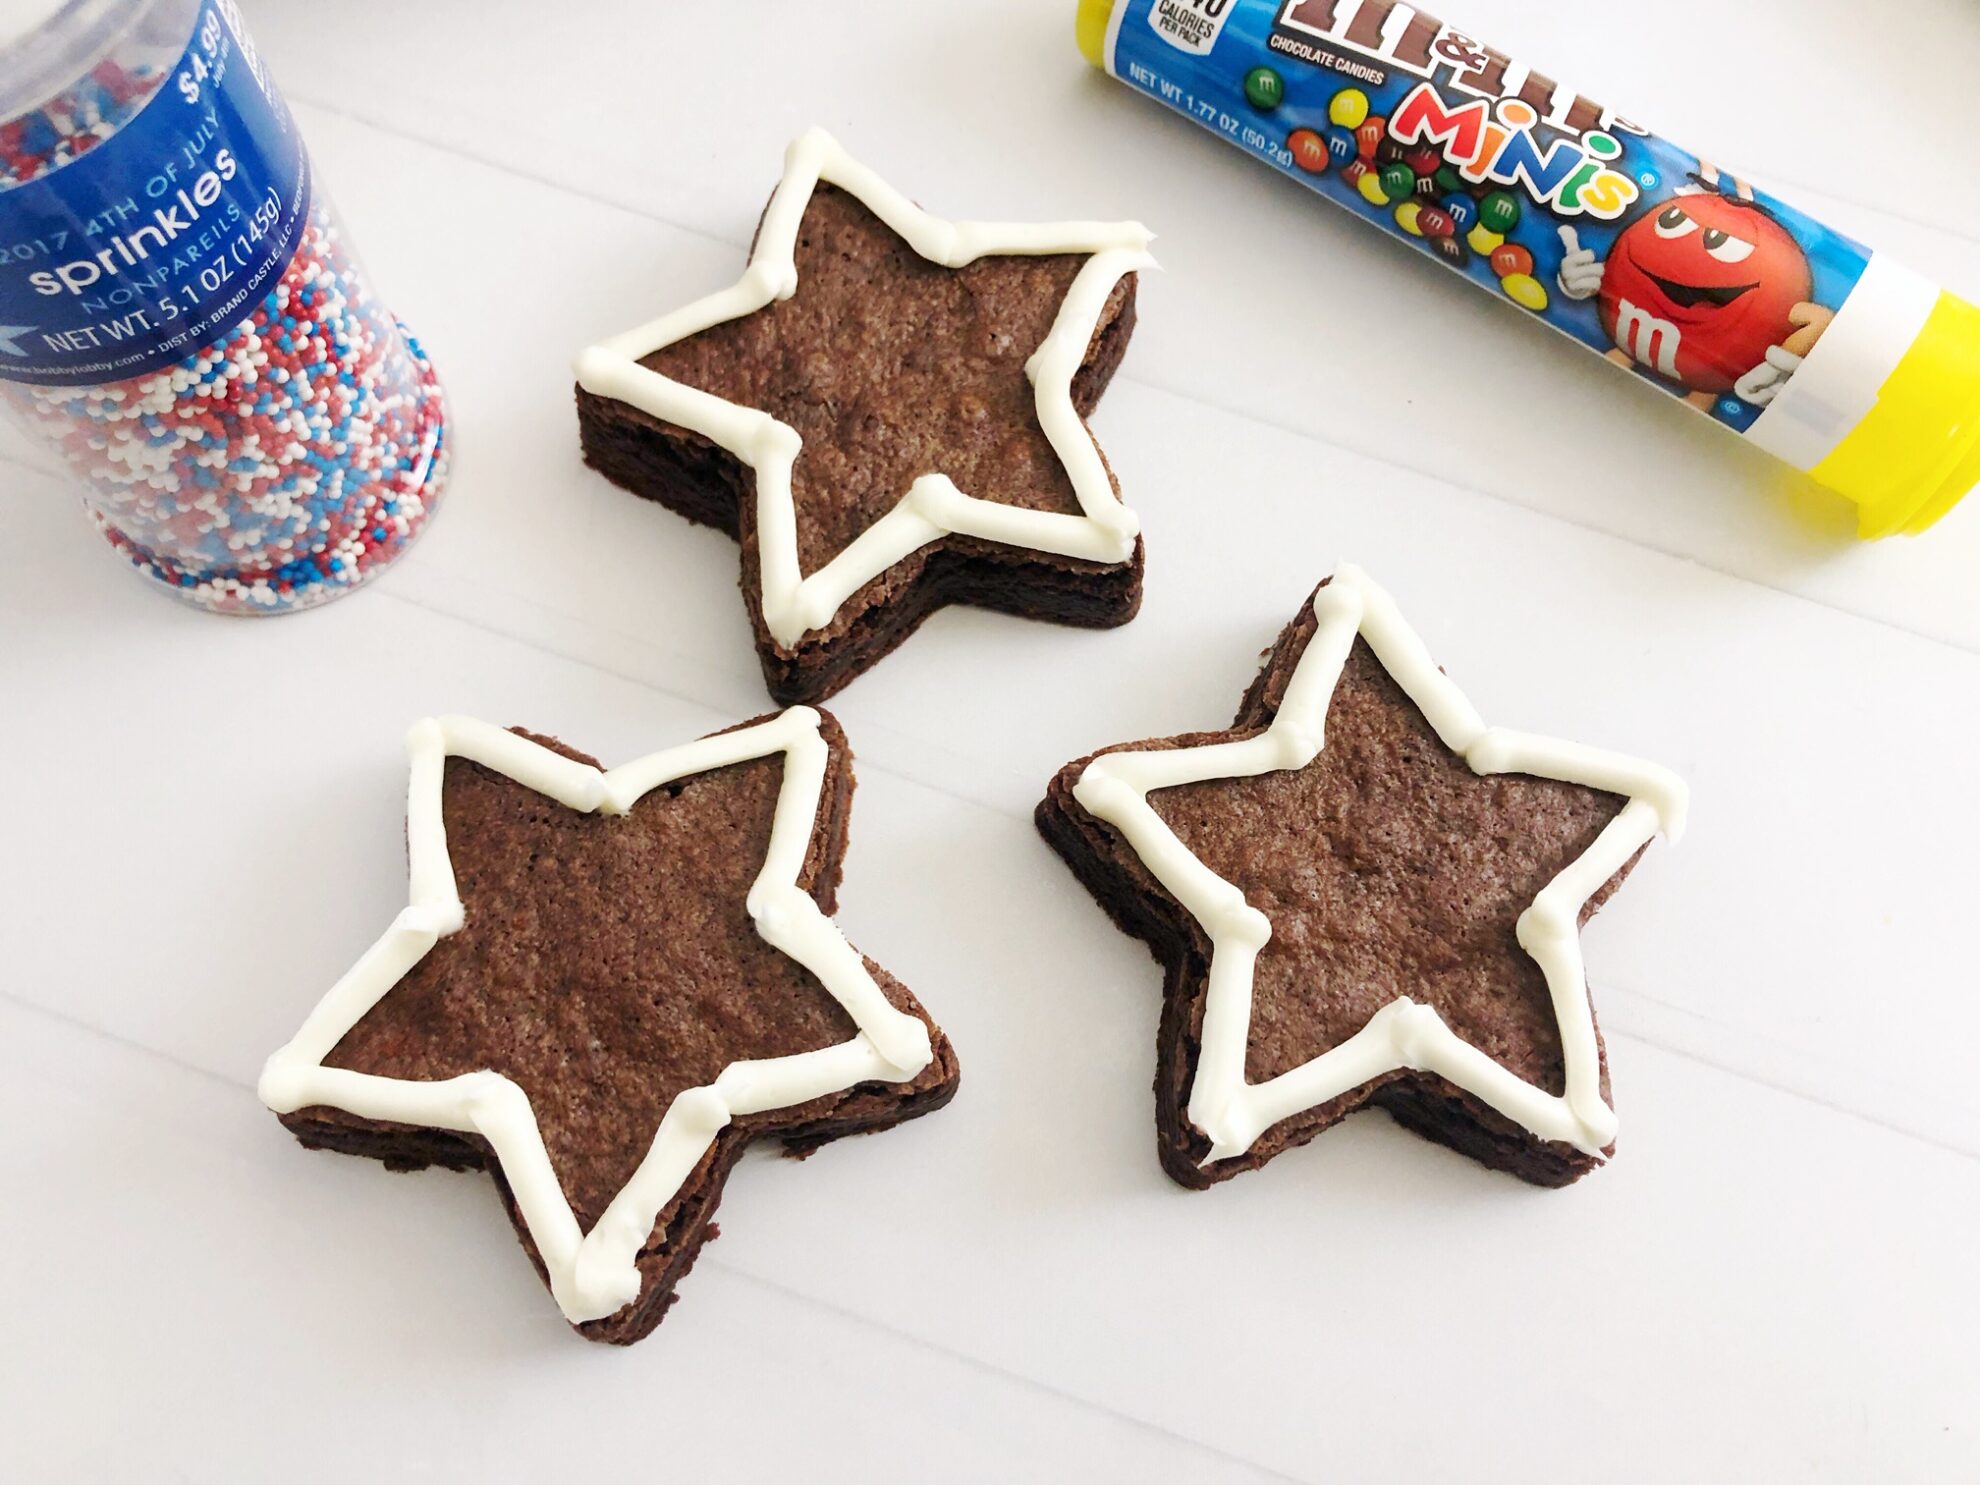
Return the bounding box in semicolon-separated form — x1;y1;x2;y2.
0;0;448;612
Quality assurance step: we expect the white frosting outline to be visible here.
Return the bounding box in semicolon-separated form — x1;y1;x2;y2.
1071;566;1688;1164
573;127;1156;648
258;707;935;1325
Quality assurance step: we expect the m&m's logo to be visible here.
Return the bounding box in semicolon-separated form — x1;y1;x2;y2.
1387;84;1638;220
1276;0;1638;139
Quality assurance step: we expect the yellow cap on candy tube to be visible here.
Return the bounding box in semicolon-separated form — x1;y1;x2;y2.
1072;0;1979;537
1076;0;1110;67
1811;291;1980;537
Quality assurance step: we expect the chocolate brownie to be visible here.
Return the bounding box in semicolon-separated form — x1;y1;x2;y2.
575;131;1149;704
1037;570;1684;1190
264;708;959;1344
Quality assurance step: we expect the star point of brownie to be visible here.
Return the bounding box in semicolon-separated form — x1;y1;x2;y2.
574;127;1154;703
1037;567;1686;1189
259;706;959;1344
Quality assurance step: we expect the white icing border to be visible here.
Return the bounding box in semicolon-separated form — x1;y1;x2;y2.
1071;566;1687;1164
258;707;935;1325
573;127;1156;648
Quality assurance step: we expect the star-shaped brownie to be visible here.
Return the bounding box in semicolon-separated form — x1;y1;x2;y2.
574;128;1153;704
259;707;959;1344
1038;568;1686;1188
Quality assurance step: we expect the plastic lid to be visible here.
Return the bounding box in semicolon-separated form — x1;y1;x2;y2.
0;0;131;126
0;0;71;54
1811;290;1980;536
1076;0;1110;68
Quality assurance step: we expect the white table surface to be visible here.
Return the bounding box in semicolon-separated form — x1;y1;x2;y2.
4;2;1978;1479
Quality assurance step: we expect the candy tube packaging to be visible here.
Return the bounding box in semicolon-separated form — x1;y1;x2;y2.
0;0;449;612
1077;0;1980;536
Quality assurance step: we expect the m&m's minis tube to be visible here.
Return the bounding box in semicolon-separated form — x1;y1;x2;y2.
0;0;449;612
1076;0;1980;536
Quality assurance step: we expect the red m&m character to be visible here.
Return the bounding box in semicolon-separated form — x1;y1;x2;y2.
1557;166;1833;407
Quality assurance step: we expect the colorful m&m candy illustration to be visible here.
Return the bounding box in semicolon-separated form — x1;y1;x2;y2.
1500;273;1550;311
1478;191;1523;234
1377;160;1416;201
1328;88;1369;129
1416;206;1456;239
1485;239;1547;312
1244;66;1284;111
1287;128;1329;173
1300;83;1557;312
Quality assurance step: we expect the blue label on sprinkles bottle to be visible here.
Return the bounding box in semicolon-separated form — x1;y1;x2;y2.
0;0;308;387
1100;0;1877;437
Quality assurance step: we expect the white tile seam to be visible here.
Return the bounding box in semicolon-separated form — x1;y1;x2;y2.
1595;985;1980;1161
0;987;1302;1484
0;443;59;479
710;1264;1307;1484
0;990;244;1097
1115;372;1980;663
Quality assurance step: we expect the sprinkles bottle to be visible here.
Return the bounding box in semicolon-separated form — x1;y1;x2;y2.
0;0;448;612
